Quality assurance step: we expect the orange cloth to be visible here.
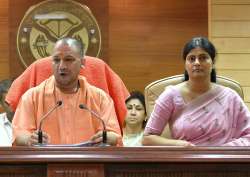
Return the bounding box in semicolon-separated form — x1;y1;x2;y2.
12;76;122;145
6;56;129;129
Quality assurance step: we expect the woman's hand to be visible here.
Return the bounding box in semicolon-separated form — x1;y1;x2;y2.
175;139;195;147
142;134;195;147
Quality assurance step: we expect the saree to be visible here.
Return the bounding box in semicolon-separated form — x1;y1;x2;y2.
145;85;250;146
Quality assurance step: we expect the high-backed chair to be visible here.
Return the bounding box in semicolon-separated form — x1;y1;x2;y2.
144;74;244;138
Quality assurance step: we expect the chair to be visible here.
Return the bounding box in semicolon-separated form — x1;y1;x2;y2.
144;74;244;138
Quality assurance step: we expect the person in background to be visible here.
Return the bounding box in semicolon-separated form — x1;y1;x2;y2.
12;38;122;146
123;91;147;146
143;37;250;146
0;79;14;146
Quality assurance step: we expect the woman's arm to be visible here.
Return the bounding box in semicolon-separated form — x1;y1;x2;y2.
142;134;193;146
143;86;194;146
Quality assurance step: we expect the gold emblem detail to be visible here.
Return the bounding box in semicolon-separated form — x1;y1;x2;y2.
17;0;101;67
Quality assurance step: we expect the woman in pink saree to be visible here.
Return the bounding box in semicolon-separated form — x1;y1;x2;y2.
143;37;250;146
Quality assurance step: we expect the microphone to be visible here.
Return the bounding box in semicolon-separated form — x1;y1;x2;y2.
79;104;108;146
38;100;63;144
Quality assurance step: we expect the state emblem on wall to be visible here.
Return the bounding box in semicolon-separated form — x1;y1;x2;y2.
17;0;101;67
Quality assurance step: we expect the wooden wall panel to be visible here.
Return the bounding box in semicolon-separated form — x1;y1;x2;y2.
48;164;104;177
9;0;41;77
0;165;46;177
6;1;207;93
9;0;109;78
0;0;8;121
217;70;250;87
0;62;10;79
209;0;250;107
109;0;208;92
211;21;250;37
212;0;250;4
212;5;250;20
0;0;9;80
217;54;250;69
213;38;250;53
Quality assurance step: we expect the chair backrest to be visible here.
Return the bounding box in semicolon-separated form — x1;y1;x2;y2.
145;74;244;118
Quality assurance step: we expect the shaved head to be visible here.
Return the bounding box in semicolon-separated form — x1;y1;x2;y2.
54;38;85;58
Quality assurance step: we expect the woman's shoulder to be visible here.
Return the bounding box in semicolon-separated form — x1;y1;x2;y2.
164;82;186;96
213;83;242;100
162;84;181;97
157;84;183;104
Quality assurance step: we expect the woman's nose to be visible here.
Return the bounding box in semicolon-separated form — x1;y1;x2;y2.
131;108;136;115
193;58;200;65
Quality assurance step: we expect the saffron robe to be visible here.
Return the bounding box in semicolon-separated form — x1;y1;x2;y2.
6;56;129;129
12;76;122;145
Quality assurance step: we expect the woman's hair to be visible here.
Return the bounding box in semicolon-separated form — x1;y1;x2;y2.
0;79;13;103
182;37;217;82
125;91;147;128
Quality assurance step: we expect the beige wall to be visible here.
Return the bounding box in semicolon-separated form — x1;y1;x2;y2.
209;0;250;107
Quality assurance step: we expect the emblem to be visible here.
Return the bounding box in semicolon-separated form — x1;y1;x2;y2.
17;0;101;67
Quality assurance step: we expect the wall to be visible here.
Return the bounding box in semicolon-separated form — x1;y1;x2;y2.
9;0;109;79
109;0;208;91
209;0;250;107
2;0;207;92
0;0;9;80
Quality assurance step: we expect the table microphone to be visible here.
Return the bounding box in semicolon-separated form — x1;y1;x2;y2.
79;104;108;146
38;101;63;144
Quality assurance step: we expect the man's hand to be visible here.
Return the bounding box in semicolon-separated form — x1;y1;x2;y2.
90;131;118;146
27;130;50;146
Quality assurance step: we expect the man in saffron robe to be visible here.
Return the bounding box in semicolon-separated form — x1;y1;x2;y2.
12;38;122;146
6;55;129;130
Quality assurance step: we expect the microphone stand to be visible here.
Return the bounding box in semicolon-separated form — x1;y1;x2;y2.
79;104;109;146
38;101;62;144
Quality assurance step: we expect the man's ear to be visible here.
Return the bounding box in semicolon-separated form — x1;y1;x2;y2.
81;58;86;68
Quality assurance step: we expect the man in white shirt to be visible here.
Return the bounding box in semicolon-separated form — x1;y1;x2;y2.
0;79;13;146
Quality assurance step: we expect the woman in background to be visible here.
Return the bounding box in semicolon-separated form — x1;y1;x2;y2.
143;37;250;146
123;91;147;146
